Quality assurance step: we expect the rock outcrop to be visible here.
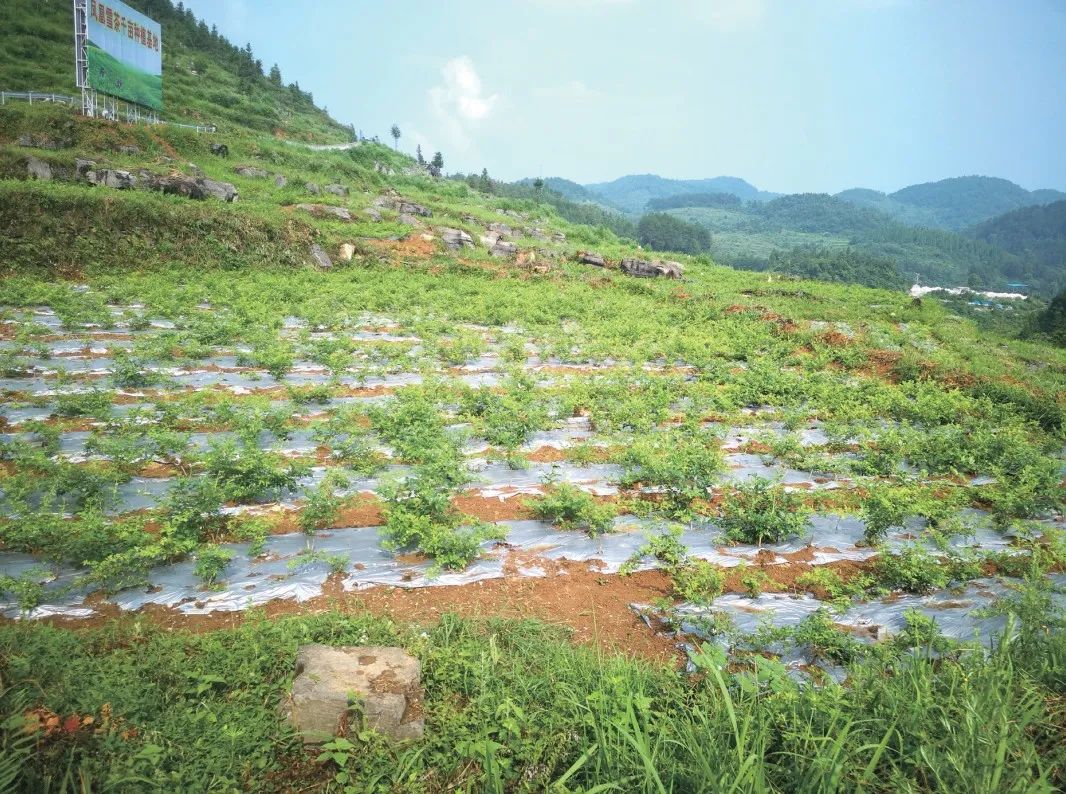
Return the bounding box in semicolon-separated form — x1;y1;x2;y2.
234;165;268;178
310;245;333;269
440;228;475;250
295;203;353;222
283;645;423;743
619;258;682;279
25;156;52;181
578;251;606;267
324;184;349;197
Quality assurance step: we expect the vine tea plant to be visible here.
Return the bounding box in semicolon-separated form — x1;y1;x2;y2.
718;476;811;545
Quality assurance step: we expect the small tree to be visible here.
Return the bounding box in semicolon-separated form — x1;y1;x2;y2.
533;177;545;192
429;151;444;177
416;144;425;166
268;64;282;86
390;124;401;150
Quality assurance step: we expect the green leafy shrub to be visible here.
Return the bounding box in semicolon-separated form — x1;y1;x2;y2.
672;559;725;606
619;425;724;509
872;544;948;594
194;544;235;587
718;477;811;545
531;484;614;535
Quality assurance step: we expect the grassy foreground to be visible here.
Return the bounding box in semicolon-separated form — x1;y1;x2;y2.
2;588;1065;792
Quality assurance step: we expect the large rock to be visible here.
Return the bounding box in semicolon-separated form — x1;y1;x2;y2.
295;203;353;222
362;207;382;222
310;245;333;269
324;184;349;197
235;165;268;178
87;169;136;189
578;251;606;267
619;258;682;279
398;201;432;217
25;156;52;181
440;228;474;250
305;182;321;195
199;178;239;203
489;240;518;258
284;645;423;743
151;174;206;200
146;174;238;202
487;222;512;236
398;212;421;227
338;243;356;262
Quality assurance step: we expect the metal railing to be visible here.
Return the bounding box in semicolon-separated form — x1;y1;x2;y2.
0;90;216;133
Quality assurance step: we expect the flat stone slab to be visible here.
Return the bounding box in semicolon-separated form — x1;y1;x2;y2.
284;645;423;743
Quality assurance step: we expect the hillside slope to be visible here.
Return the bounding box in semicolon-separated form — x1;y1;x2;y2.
967;199;1066;288
0;0;350;141
664;192;1059;293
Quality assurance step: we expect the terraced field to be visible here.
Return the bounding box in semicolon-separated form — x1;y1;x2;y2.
1;102;1065;790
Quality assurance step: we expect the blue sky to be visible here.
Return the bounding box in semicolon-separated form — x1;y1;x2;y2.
181;0;1066;194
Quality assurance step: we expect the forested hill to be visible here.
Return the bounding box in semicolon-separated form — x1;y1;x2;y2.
837;176;1066;231
967;200;1066;280
0;0;351;141
664;192;1065;295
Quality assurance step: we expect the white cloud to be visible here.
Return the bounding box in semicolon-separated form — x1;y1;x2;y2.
427;56;498;154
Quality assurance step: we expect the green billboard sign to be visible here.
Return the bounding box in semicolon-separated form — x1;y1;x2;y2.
85;0;162;110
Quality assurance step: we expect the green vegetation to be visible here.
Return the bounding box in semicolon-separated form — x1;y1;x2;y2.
531;484;615;535
717;477;812;545
3;599;1065;790
0;14;1065;789
637;211;712;254
767;244;908;290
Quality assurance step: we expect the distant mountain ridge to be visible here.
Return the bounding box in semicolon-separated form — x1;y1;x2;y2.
583;174;781;213
836;176;1066;230
580;172;1065;231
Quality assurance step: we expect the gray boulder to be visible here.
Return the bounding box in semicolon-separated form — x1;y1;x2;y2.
619;258;682;279
487;222;512;236
274;174;288;188
398;201;432;217
74;159;96;179
398;212;421;227
25;156;52;181
88;169;136;189
440;228;475;250
305;182;321;195
324;184;349;197
151;174;206;200
362;207;382;222
552;232;567;243
283;645;423;743
310;245;333;269
489;240;518;258
199;178;239;202
235;165;268;178
295;203;353;222
578;251;606;267
118;145;140;155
